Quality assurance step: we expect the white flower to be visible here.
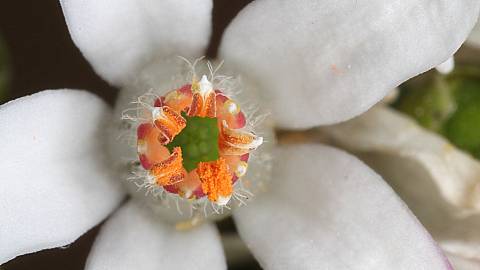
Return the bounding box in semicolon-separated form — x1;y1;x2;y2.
1;1;479;269
467;18;480;48
320;105;480;269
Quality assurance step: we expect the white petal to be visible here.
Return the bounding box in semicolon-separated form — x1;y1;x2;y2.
467;18;480;48
86;200;226;270
349;152;480;267
60;0;212;85
219;0;480;128
0;90;124;264
435;57;455;75
233;144;451;269
446;252;480;270
320;106;480;264
320;106;480;212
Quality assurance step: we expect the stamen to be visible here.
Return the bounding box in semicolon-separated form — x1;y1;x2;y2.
197;158;233;205
223;153;250;183
153;106;186;144
164;169;203;199
235;161;248;178
188;75;216;117
163;84;193;112
219;121;263;155
225;100;240;114
215;94;246;129
150;147;185;186
123;61;268;214
137;123;170;169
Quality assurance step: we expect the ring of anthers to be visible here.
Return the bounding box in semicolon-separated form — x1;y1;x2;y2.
136;75;263;206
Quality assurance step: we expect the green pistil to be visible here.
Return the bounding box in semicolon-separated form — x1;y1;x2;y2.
166;113;219;171
394;66;480;159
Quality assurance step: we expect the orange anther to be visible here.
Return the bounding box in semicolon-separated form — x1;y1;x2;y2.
197;158;233;203
153;106;186;144
150;147;185;186
219;122;263;155
203;91;216;117
188;92;203;117
188;91;216;118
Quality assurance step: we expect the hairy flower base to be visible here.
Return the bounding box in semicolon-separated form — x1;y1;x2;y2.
107;58;274;224
132;74;262;208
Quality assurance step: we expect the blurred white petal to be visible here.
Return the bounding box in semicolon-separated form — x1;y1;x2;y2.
86;201;226;270
467;18;480;48
446;252;480;270
60;0;212;85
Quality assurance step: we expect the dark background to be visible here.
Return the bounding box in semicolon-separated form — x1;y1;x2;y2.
0;1;255;269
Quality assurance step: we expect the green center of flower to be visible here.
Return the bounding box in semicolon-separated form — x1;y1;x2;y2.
166;113;220;171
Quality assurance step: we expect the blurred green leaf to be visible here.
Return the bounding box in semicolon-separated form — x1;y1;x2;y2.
394;73;455;132
443;69;480;159
394;66;480;159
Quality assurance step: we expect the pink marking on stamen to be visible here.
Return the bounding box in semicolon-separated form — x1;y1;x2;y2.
188;92;202;116
164;84;193;113
215;93;246;129
204;91;217;118
223;153;250;184
178;84;193;95
139;154;153;170
136;123;170;170
163;184;179;194
154;96;165;107
150;147;185;186
163;169;205;199
153;106;186;145
240;153;250;162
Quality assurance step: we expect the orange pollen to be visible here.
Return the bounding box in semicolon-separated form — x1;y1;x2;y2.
188;91;216;118
203;91;217;117
188;92;202;117
197;158;233;202
150;147;185;186
221;123;258;146
154;106;186;144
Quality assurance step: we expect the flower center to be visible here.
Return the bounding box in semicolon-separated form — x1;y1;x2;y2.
134;74;263;207
166;113;220;172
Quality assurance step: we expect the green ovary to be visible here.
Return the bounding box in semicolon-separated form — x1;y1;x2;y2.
166;114;220;171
